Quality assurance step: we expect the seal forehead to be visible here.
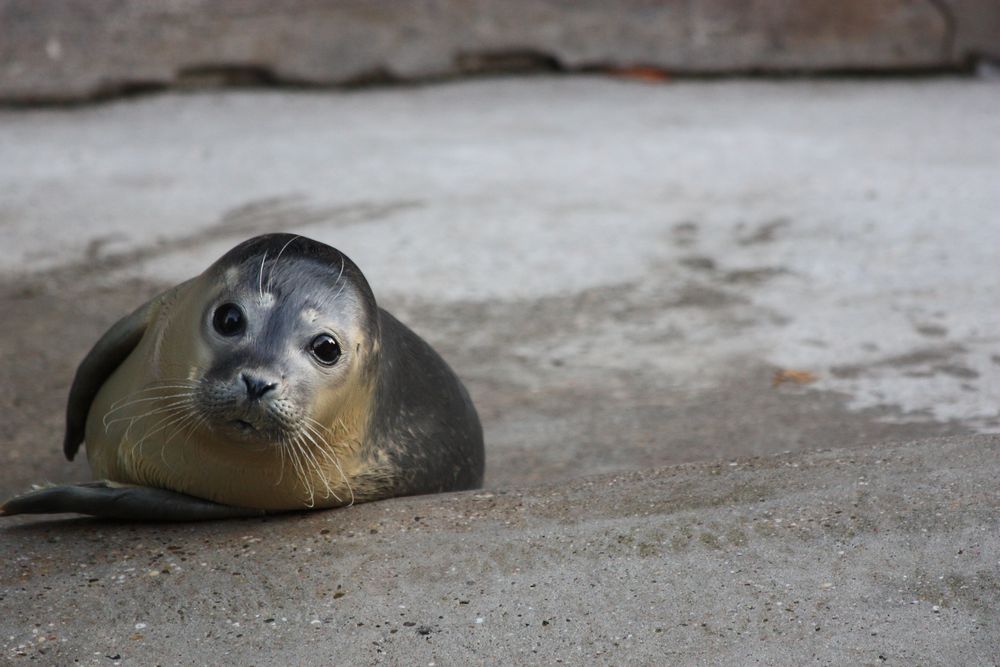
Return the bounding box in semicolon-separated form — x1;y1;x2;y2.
216;262;276;308
208;234;378;311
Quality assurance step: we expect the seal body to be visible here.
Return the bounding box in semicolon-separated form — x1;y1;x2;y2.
61;234;483;513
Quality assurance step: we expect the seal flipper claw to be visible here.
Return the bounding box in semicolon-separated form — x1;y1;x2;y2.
0;482;267;521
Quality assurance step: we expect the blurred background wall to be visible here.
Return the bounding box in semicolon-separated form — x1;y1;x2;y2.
3;0;999;104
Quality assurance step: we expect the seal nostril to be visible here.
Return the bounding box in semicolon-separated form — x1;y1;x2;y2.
241;373;277;400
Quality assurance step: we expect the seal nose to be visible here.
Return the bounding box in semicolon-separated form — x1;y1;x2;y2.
241;373;277;400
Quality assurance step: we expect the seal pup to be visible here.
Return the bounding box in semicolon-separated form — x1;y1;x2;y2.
2;234;484;520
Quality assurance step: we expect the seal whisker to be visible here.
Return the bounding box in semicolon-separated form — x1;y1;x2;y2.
125;406;191;463
295;429;339;503
164;406;199;445
111;380;198;395
331;276;349;304
303;416;341;444
107;385;199;411
298;426;342;503
285;433;312;505
305;424;350;506
325;254;349;304
333;416;352;439
132;406;194;450
133;379;201;389
104;397;197;430
282;436;302;493
183;413;207;444
117;400;193;440
301;419;354;506
335;254;345;283
274;436;287;486
146;378;201;384
179;413;209;467
159;406;201;472
105;383;200;418
267;235;300;293
115;378;201;391
258;250;268;299
118;379;200;390
103;393;197;426
160;409;194;468
300;431;339;503
290;433;318;507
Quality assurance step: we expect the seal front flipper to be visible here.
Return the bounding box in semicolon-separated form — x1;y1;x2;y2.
0;482;267;521
63;284;184;461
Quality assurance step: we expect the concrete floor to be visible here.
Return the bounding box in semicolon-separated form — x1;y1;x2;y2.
0;77;998;664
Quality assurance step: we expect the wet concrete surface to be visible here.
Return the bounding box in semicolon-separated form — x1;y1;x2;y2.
1;78;998;663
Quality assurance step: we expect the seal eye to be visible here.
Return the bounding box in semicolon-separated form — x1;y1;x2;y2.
212;303;245;337
310;334;341;365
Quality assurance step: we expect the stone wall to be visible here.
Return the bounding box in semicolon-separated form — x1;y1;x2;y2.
2;0;999;103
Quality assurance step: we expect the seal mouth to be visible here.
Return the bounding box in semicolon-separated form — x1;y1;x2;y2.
223;416;287;445
230;419;258;433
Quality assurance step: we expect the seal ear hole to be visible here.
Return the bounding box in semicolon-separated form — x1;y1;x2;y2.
212;303;246;337
310;334;341;366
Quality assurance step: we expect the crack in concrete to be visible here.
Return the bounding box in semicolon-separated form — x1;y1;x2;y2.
0;62;984;110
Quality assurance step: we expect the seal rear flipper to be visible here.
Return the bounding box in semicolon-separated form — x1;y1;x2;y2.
0;482;268;521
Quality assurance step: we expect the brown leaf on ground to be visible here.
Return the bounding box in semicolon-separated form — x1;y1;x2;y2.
608;66;672;83
772;369;818;387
